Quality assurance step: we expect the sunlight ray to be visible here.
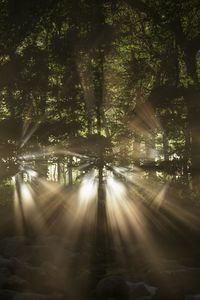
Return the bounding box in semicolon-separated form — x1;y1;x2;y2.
13;174;47;233
20;122;40;148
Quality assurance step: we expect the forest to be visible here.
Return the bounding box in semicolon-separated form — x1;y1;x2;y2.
0;0;200;299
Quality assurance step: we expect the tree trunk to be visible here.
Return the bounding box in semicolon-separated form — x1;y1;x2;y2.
183;118;191;186
93;158;108;283
163;131;169;161
57;158;61;183
187;91;200;192
68;156;73;185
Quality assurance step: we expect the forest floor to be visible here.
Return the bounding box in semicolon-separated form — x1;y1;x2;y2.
0;188;200;300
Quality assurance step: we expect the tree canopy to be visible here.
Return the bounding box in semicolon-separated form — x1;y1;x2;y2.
0;0;200;189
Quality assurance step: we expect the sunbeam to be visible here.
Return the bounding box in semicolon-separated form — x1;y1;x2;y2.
13;174;46;234
78;172;98;204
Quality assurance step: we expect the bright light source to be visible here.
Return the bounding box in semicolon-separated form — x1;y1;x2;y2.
26;169;38;178
79;173;98;203
21;183;33;203
106;176;127;200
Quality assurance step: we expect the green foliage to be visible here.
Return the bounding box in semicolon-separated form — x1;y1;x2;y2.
0;181;13;207
0;0;200;187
